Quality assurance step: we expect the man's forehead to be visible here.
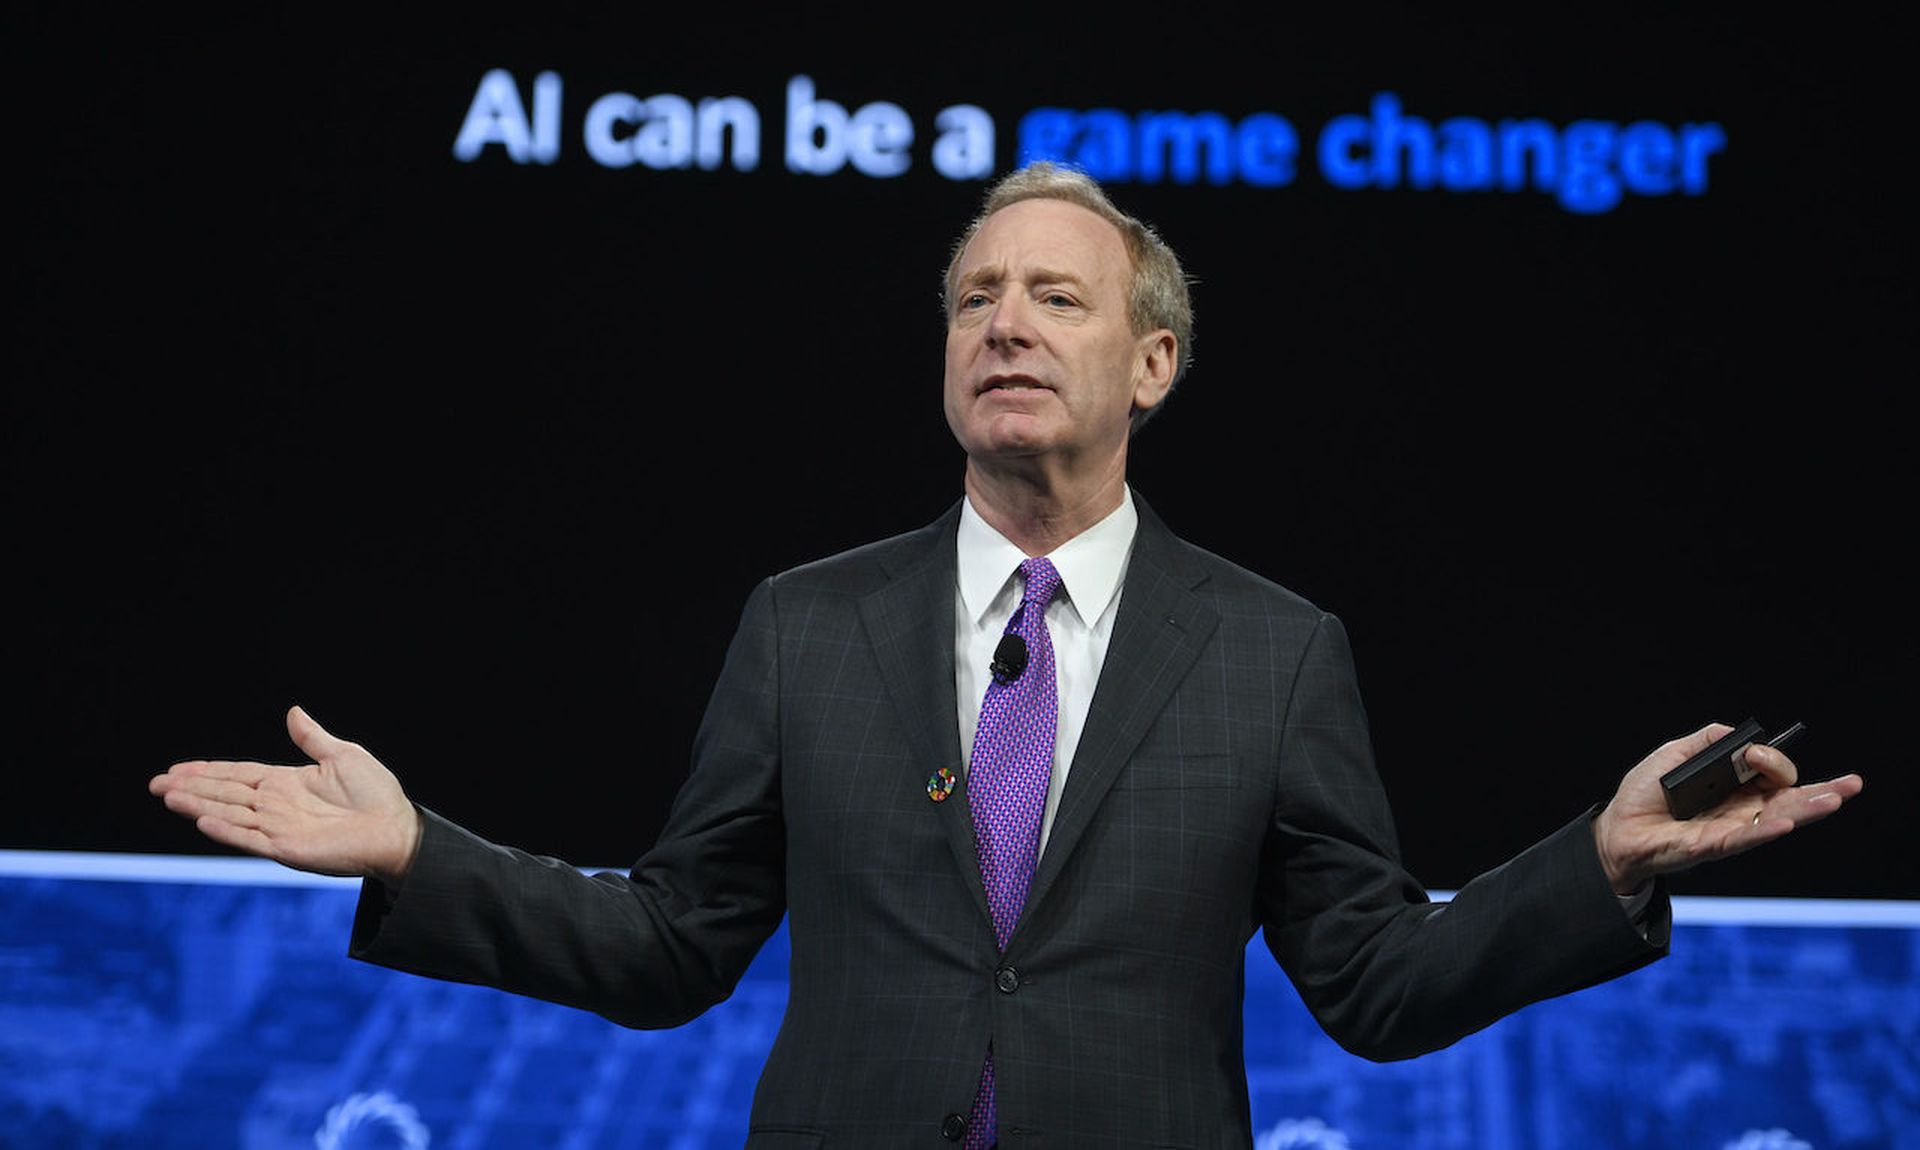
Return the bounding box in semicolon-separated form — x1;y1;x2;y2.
957;198;1129;281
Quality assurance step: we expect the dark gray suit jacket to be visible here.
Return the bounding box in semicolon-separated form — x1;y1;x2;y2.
351;497;1667;1147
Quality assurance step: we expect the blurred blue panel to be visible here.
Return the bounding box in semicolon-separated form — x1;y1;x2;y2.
1;853;1914;1149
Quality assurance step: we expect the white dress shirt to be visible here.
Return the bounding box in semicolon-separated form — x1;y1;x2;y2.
955;489;1137;857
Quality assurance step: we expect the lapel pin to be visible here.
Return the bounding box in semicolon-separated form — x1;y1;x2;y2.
927;767;957;803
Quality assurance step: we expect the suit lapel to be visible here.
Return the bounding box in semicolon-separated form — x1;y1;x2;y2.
856;501;992;923
855;496;1221;935
1021;497;1220;920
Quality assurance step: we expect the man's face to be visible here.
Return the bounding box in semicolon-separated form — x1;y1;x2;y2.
943;199;1173;472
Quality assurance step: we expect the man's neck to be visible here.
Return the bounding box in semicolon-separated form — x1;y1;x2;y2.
962;455;1128;557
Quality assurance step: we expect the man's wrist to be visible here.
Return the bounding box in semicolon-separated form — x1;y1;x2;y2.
1592;804;1650;895
369;804;425;889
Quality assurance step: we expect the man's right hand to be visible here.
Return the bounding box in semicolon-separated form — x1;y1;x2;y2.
149;705;422;884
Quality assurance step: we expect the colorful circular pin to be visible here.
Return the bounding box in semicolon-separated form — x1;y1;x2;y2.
927;767;957;803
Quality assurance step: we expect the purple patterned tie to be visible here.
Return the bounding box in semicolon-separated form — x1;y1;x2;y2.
964;557;1061;1150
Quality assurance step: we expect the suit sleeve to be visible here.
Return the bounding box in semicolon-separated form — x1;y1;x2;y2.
1258;612;1669;1061
348;579;789;1029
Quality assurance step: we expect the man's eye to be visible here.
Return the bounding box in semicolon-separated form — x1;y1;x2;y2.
961;293;990;309
1044;293;1075;308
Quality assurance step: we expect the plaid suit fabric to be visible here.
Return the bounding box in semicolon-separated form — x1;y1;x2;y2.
352;497;1668;1148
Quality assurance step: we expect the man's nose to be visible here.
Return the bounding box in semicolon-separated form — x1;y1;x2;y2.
985;294;1036;350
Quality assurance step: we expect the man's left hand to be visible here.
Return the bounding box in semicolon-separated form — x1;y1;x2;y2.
1593;723;1864;894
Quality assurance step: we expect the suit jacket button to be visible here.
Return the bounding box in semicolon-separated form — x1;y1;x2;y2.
941;1112;968;1141
995;965;1020;993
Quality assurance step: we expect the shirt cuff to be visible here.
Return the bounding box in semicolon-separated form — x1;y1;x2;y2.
1617;880;1656;936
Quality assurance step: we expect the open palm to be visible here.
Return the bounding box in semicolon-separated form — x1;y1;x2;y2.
149;706;421;882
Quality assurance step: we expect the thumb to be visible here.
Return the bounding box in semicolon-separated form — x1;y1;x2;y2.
286;704;351;762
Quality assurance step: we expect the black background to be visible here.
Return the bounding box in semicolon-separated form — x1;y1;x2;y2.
10;14;1912;897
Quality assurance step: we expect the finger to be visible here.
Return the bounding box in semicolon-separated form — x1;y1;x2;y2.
162;785;265;831
1793;788;1848;825
151;761;254;795
164;759;279;785
165;774;268;810
1736;775;1861;843
286;705;351;762
192;813;277;858
1740;743;1800;790
1774;777;1861;826
159;777;250;816
1742;803;1830;845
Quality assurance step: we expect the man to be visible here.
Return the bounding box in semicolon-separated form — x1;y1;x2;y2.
151;163;1862;1147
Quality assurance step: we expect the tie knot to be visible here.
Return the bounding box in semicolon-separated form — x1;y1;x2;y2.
1019;557;1062;606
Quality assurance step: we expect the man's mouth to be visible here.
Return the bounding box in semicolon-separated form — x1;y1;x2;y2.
980;374;1048;394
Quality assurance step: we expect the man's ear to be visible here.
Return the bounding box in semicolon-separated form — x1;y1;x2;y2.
1131;329;1178;413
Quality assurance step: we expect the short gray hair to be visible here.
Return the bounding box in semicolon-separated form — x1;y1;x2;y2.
943;163;1194;431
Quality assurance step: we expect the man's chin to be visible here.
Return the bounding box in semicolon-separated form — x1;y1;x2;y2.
967;424;1058;461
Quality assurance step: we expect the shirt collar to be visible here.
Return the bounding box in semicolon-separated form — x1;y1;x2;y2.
957;488;1138;629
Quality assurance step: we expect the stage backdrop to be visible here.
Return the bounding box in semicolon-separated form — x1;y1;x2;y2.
10;22;1911;912
4;852;1916;1149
